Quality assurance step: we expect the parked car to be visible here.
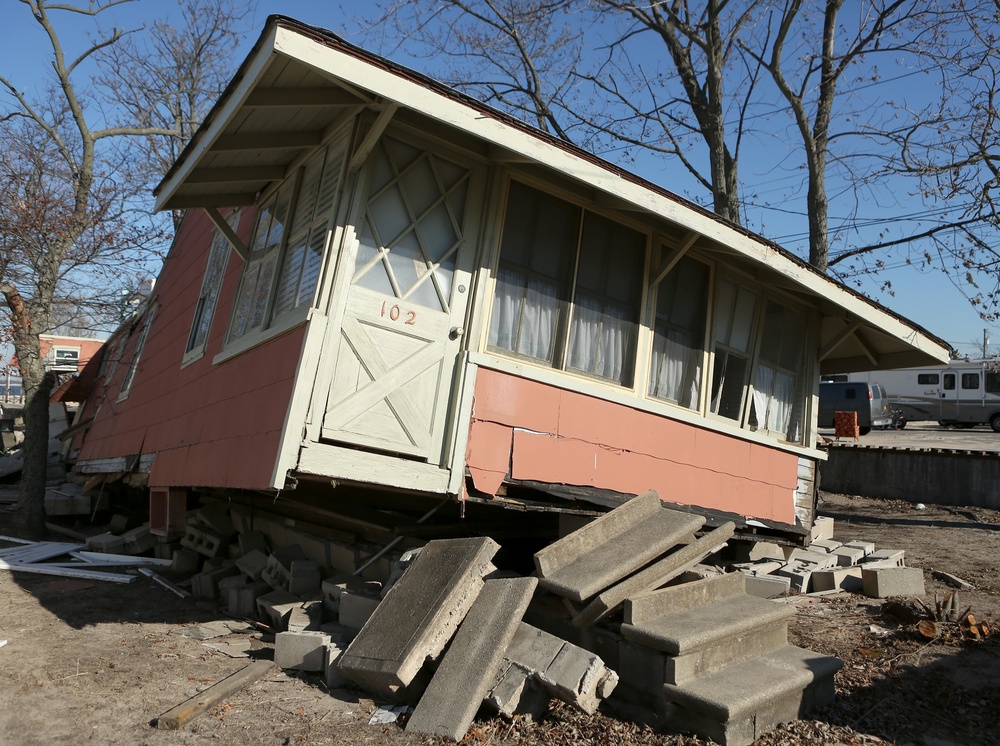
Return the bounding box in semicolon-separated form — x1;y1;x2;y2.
818;381;892;435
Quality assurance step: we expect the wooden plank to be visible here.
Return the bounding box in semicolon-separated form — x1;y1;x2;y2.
156;661;275;730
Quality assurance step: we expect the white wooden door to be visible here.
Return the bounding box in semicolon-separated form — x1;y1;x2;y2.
321;136;477;463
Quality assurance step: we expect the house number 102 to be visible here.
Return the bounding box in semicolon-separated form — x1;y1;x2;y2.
380;301;416;325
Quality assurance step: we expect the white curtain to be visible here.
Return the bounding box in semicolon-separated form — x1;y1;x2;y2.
650;329;701;409
753;364;797;438
488;267;558;362
568;295;631;381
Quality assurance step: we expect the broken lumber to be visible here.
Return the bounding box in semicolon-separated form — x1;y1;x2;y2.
156;660;274;730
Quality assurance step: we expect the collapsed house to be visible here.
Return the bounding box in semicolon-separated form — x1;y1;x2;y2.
55;13;952;744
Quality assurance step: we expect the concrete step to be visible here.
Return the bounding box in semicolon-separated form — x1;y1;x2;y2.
534;490;704;602
625;571;748;623
662;645;843;746
621;593;795;656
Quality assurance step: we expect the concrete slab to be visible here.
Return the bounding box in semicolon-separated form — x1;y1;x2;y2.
486;662;550;719
406;577;537;741
862;567;925;598
743;573;791;599
534;490;705;602
573;522;734;628
339;537;500;699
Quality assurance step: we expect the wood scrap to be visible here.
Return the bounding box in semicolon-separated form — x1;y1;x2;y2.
138;567;191;598
156;660;274;730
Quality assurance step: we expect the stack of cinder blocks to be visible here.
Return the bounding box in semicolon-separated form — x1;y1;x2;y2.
724;514;925;600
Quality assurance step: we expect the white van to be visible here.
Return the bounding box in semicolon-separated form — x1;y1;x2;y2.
817;381;892;435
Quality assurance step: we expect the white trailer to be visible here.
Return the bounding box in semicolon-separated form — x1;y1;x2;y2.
825;360;1000;431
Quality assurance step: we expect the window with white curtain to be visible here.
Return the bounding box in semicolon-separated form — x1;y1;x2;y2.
648;255;710;409
710;279;759;421
749;301;807;444
488;181;646;385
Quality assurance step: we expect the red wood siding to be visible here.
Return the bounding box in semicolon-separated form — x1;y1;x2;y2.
74;209;302;491
466;367;798;524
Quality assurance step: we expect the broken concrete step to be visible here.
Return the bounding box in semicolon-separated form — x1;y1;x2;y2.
339;537;500;700
662;645;843;746
626;570;747;621
573;522;734;629
534;490;704;602
406;576;537;741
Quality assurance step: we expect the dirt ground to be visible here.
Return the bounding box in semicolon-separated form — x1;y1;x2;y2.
2;491;999;746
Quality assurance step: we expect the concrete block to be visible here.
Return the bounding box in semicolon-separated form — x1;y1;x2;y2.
257;589;304;630
573;522;734;629
261;545;308;591
180;523;225;558
784;549;838;570
730;560;783;576
108;514;130;534
319;622;355;645
862;567;925;598
810;516;834;541
85;533;124;554
811;567;864;593
339;589;381;630
235;549;268;581
321;574;382;616
729;541;785;563
626;570;747;623
744;573;792;599
617;638;669;695
238;531;268;556
122;524;156;555
288;559;321;596
808;538;842;553
830;545;866;567
196;505;234;538
324;642;349;688
287;601;322;632
381;547;423;598
154;540;181;561
44;492;90;516
534;490;704;602
407;577;537;741
172;548;201;574
230;581;271;618
487;662;550;719
192;564;239;599
275;630;331;671
675;564;724;584
841;540;875;556
340;537;500;699
505;622;618;714
863;548;905;567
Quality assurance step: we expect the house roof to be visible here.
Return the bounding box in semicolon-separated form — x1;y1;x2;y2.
154;15;951;375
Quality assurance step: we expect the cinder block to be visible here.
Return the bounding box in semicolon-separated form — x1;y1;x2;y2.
257;589;304;630
287;601;322;632
863;549;905;568
86;533;124;554
831;546;866;567
809;538;842;553
196;505;234;539
339;589;381;630
230;581;271;618
319;622;355;645
811;567;864;593
784;549;838;570
192;564;239;599
275;630;331;671
238;531;268;556
862;567;925;598
729;541;785;563
180;523;225;558
122;524;156;555
288;559;321;596
324;642;349;688
774;563;814;592
236;549;268;581
261;545;308;591
172;548;201;574
810;516;834;541
841;540;875;556
108;514;130;534
487;662;550;719
154;540;181;561
322;574;382;616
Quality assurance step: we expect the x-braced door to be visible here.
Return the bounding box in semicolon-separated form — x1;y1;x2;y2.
322;136;477;463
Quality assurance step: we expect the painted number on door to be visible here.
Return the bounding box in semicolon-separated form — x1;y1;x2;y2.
380;301;417;325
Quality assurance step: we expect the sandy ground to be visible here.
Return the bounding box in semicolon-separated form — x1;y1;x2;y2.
2;490;999;746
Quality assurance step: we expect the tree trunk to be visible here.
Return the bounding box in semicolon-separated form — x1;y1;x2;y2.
11;367;55;539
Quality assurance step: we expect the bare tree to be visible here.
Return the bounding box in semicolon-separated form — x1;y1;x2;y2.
0;0;247;537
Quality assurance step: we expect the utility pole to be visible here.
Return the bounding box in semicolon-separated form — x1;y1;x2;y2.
984;329;990;360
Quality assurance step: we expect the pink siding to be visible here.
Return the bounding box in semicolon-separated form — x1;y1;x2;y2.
466;367;798;524
74;209;302;491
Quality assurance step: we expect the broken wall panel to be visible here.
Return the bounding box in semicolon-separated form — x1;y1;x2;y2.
73;209;301;492
468;368;800;524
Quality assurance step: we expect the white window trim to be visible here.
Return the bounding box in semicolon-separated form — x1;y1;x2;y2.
117;304;157;402
182;211;240;369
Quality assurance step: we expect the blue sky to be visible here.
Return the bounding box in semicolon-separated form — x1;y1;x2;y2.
3;0;997;359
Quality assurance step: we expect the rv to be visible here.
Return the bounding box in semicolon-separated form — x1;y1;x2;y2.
826;360;1000;430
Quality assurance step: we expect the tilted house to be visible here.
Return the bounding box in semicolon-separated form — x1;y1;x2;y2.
69;16;949;541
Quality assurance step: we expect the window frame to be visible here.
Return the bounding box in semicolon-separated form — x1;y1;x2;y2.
118;303;157;402
183;210;240;367
486;177;651;389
